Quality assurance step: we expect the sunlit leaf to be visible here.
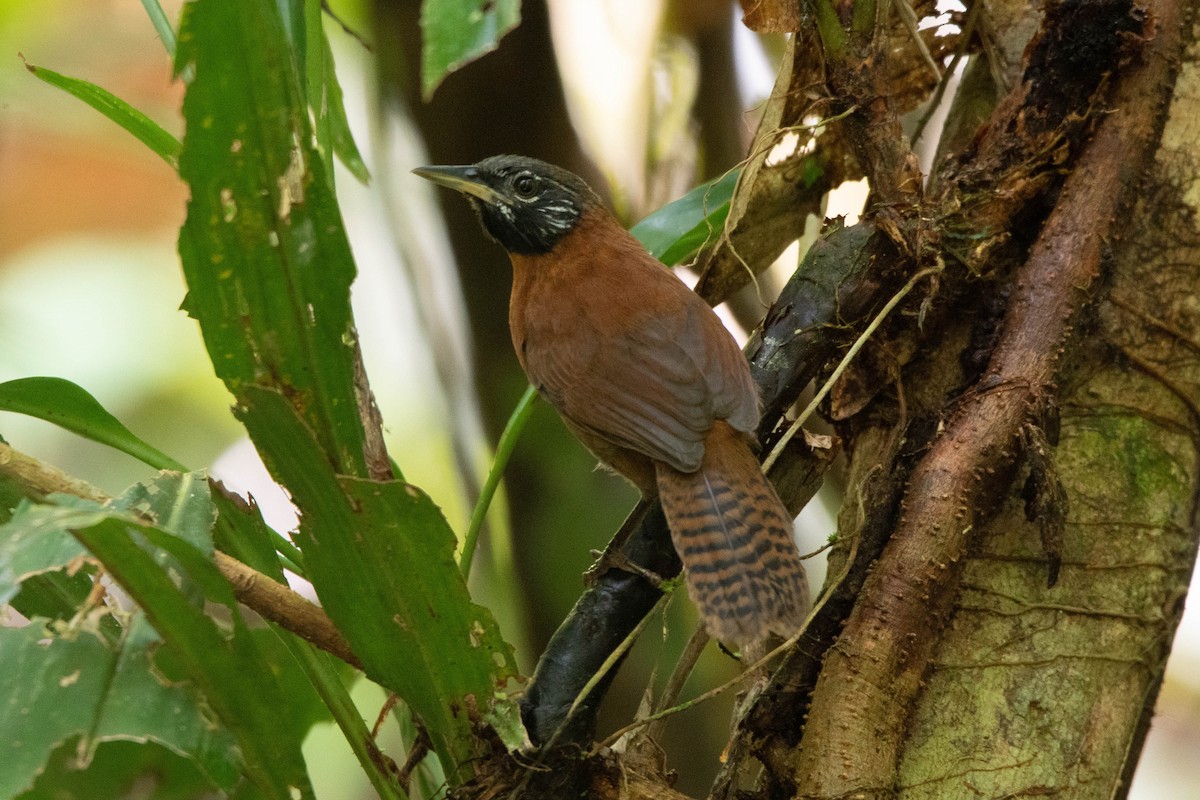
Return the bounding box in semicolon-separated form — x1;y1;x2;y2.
630;168;741;266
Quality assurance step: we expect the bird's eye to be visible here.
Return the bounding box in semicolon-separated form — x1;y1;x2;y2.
513;174;537;198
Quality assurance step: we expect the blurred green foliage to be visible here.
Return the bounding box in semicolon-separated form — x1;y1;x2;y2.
0;0;733;796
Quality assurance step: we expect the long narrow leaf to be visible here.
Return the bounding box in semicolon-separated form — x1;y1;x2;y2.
460;384;537;577
0;377;185;472
22;59;181;169
319;23;370;183
282;640;408;800
301;0;335;184
176;0;369;478
174;0;517;775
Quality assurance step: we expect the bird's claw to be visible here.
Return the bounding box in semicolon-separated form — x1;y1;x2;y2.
584;548;664;588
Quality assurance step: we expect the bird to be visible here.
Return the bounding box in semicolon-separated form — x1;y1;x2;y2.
414;155;809;646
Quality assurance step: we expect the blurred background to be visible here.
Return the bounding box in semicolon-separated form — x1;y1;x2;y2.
0;1;1195;797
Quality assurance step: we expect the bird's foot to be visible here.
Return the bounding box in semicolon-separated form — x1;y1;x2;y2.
584;548;665;588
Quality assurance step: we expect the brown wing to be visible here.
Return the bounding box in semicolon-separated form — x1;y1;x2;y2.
526;287;760;474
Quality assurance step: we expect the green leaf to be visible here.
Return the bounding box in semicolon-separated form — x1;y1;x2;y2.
280;639;407;800
0;478;123;638
0;618;242;799
18;739;222;800
630;168;741;266
239;386;517;778
1;623;117;799
85;527;313;799
6;570;95;623
318;22;370;183
248;630;337;741
299;0;333;183
22;59;181;169
460;384;537;577
176;0;370;479
5;475;316;800
0;471;332;793
295;0;370;187
419;0;521;100
0;498;90;603
210;482;291;581
277;0;306;55
95;616;242;789
0;494;116;637
108;470;215;556
173;0;516;779
0;377;186;472
1;471;24;522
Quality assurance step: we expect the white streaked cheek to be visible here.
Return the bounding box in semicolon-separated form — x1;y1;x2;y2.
544;214;577;233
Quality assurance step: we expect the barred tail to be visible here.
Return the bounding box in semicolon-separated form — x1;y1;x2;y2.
655;421;809;645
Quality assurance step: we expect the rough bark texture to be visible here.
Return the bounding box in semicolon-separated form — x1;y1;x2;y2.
896;16;1200;799
453;1;1200;797
772;1;1195;800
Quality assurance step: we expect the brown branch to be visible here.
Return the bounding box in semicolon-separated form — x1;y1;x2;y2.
0;443;108;504
353;341;394;482
0;442;360;671
213;550;361;669
789;0;1183;793
713;6;1161;793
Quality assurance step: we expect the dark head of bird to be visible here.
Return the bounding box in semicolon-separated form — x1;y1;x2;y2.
413;155;602;255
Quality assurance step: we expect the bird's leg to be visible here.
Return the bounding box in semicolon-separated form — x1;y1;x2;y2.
583;500;665;587
585;546;669;588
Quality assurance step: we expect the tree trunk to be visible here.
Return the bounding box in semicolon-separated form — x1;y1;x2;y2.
713;1;1200;797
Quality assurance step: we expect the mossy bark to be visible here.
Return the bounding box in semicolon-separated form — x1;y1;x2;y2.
895;26;1200;800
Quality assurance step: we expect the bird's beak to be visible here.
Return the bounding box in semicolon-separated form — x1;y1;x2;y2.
412;164;505;205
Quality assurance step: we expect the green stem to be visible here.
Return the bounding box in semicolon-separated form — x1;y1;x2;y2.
851;0;880;41
807;0;850;55
271;529;307;577
458;385;538;577
280;635;408;800
139;0;178;57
